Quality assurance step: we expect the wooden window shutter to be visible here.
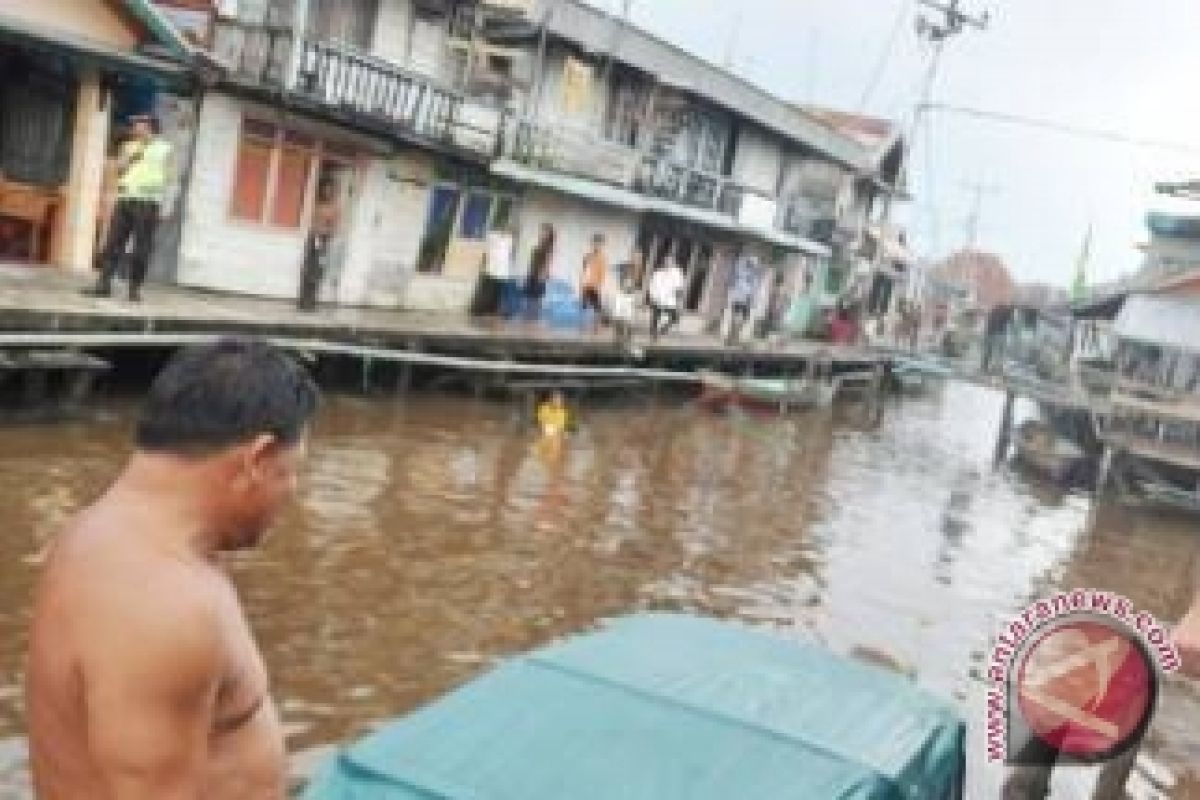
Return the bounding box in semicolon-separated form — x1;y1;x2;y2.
270;144;313;228
230;134;273;221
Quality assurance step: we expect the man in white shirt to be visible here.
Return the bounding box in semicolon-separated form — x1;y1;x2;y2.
472;226;516;317
648;258;686;340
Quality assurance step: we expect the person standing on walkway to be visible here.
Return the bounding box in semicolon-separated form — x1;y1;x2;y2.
617;247;647;293
647;257;686;340
84;114;173;303
26;338;319;799
525;223;555;322
726;254;762;345
472;223;516;318
580;233;609;328
609;261;640;349
297;178;340;312
828;301;860;346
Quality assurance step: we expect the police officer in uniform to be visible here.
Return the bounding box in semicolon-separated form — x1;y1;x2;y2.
85;114;172;303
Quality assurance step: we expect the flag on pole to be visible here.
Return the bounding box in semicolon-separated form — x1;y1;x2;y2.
1071;225;1092;302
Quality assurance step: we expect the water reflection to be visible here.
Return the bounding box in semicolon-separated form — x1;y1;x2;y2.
0;385;1197;797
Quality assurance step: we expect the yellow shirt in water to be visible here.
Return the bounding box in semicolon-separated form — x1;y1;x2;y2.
537;402;570;436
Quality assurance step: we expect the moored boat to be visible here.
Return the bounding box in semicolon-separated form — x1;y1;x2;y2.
697;370;836;413
1014;418;1089;484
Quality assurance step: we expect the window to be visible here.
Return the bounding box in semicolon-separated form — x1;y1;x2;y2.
308;0;379;47
231;121;276;222
485;54;513;79
230;119;328;230
460;193;493;240
418;186;462;274
270;142;314;227
491;196;514;230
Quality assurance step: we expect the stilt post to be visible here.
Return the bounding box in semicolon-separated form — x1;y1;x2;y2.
994;390;1016;465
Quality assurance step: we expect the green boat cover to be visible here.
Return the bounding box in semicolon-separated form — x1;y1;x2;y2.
304;614;965;800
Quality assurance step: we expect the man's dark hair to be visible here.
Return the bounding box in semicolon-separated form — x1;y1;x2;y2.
136;338;319;454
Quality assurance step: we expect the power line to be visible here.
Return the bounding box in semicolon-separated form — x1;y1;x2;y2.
920;103;1200;155
858;0;912;111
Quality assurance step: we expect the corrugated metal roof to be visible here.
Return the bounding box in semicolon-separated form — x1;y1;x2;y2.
1115;294;1200;352
118;0;195;58
543;1;872;172
0;11;192;79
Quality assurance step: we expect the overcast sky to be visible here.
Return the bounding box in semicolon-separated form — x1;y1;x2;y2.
585;0;1200;288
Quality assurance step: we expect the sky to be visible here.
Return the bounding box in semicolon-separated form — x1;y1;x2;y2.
585;0;1200;289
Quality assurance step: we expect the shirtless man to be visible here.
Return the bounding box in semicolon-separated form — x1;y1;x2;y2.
26;338;319;799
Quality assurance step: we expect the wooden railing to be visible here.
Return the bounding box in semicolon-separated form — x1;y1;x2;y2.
211;21;498;153
502;119;641;187
295;39;464;142
778;198;835;243
633;158;745;217
500;118;757;217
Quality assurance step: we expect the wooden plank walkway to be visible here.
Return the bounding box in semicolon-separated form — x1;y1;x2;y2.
0;265;886;377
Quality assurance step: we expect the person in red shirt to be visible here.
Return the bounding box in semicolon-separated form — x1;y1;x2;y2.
828;302;859;345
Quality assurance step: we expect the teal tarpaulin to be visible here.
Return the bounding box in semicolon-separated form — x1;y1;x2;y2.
305;614;965;800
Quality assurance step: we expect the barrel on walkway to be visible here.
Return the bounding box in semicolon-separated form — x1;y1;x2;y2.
304;613;966;799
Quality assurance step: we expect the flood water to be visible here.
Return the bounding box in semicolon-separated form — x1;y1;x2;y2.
1;382;1199;798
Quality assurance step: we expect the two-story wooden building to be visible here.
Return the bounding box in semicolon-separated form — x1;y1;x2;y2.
156;0;905;322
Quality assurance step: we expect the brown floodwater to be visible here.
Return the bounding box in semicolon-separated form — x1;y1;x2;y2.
0;382;1198;798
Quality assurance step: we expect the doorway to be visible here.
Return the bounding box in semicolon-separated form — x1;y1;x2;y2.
312;157;356;302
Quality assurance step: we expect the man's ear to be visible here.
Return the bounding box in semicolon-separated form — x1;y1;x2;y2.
242;434;281;482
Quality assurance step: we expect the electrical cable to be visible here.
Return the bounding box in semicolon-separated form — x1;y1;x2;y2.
859;0;913;111
921;103;1200;155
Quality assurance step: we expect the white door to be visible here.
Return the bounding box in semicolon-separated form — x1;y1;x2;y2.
363;173;427;306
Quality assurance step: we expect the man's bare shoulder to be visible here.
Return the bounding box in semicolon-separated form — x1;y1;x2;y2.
40;507;225;672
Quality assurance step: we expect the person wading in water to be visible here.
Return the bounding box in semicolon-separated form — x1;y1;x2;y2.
26;338;319;799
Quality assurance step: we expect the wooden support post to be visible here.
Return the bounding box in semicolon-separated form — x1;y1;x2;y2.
22;369;47;409
65;369;96;408
994;390;1016;465
1096;445;1115;498
396;362;413;395
1091;744;1138;800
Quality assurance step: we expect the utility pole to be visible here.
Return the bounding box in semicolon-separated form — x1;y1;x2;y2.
908;0;989;260
915;0;990;42
961;180;1000;249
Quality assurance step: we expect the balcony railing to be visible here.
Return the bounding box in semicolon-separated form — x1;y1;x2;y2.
501;119;757;217
296;39;464;142
211;20;499;154
633;159;745;217
502;119;641;187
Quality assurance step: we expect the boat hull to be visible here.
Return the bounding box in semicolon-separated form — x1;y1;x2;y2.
697;372;835;413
